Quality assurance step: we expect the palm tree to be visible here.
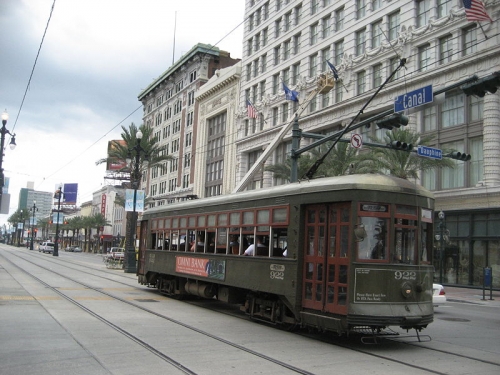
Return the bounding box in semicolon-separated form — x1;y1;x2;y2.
368;128;456;180
265;141;377;182
7;209;30;245
91;213;111;253
96;122;172;180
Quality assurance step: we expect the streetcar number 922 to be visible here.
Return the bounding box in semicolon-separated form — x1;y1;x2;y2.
394;271;417;280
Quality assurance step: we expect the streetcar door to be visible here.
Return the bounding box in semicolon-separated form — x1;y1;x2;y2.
302;204;350;315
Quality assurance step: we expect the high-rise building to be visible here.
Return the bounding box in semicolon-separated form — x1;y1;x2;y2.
138;43;240;207
237;0;500;287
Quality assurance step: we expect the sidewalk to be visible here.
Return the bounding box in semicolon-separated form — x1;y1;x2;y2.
445;285;500;306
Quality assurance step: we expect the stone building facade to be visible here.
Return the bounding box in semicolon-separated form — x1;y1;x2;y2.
237;0;500;286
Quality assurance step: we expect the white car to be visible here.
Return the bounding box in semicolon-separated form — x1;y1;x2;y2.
433;283;447;306
39;241;55;254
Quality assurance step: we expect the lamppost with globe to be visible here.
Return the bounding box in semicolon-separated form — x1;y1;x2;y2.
0;111;17;212
30;201;38;250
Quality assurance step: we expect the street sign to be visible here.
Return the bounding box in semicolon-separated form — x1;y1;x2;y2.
394;85;433;112
350;134;362;148
417;145;442;160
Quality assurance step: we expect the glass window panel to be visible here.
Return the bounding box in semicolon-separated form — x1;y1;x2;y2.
307;227;315;255
188;216;196;227
339;265;348;284
197;216;206;227
340;226;349;257
243;211;254;225
165;218;171;229
172;217;179;228
208;214;216;227
257;210;270;224
273;208;287;223
327;286;334;303
218;213;227;226
305;282;313;300
230;212;240;225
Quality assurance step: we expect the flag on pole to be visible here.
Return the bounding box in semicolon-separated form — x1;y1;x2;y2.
462;0;492;22
326;60;339;80
283;83;299;102
246;99;258;118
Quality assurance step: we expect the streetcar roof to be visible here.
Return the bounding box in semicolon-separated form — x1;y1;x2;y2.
143;174;433;217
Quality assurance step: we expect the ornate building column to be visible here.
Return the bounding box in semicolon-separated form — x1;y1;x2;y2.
482;93;500;186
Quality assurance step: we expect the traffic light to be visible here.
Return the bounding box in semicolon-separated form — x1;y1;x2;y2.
390;141;413;151
376;113;409;130
461;71;500;97
448;151;471;161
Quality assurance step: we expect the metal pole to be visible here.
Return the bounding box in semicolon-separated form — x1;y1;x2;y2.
53;188;62;256
438;211;445;284
30;202;37;250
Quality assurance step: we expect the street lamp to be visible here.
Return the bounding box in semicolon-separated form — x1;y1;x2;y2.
124;129;149;273
17;209;23;247
438;210;445;284
0;111;17;212
53;187;64;257
30;201;38;250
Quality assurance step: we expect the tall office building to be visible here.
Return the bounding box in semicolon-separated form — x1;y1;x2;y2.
237;0;500;287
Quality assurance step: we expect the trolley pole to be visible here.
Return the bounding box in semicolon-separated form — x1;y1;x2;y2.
438;211;445;284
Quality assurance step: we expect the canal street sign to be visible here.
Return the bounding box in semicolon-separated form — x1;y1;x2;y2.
394;85;433;112
417;145;442;160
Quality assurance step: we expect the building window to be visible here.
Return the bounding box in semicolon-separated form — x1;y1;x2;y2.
262;28;268;46
335;83;343;103
247;38;253;56
439;34;453;65
463;26;477;56
255;34;260;52
310;23;319;45
175;80;183;92
273;74;280;95
188;91;195;106
272;107;279;126
356;29;366;56
206;112;226;193
274;46;281;65
372;0;382;11
282;68;290;85
356;0;367;19
388;12;400;41
294;4;302;25
292;63;300;85
283;39;291;60
261;54;267;73
372;20;383;49
282;102;289;123
335;7;344;31
357;70;366;94
259;80;266;100
309;96;317;113
422;169;436;191
390;57;402;81
469;137;483;186
422;105;437;131
373;63;382;88
186;112;194;127
182;174;190;189
189;70;197;83
437;0;452;19
311;0;319;15
417;0;431;28
293;33;301;54
322;15;331;38
321;47;331;72
334;40;344;65
442;91;465;128
309;53;318;78
418;44;431;72
284;11;292;32
441;140;465;189
275;18;282;38
253;59;259;77
470;96;483;122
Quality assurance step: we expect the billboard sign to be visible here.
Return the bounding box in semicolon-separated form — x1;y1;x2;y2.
63;183;78;205
106;140;128;172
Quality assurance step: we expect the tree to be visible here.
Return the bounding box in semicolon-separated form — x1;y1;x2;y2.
265;141;377;182
367;128;455;180
96;122;172;182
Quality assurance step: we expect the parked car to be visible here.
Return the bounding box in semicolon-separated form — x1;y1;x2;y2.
433;283;447;306
39;241;55;254
105;247;125;261
64;246;82;252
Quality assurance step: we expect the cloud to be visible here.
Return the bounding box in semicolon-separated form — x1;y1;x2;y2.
0;0;244;224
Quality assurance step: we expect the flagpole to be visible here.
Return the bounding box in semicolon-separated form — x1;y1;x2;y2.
478;23;488;39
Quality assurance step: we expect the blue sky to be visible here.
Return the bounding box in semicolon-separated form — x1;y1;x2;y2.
0;0;244;224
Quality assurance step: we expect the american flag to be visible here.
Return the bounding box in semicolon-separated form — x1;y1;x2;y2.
246;99;258;118
463;0;492;22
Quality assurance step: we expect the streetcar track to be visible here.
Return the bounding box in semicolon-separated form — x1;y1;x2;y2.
3;250;317;375
6;249;500;374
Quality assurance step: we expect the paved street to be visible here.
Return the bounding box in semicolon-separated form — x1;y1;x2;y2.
1;245;499;375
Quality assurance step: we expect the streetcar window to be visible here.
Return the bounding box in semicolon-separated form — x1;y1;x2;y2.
394;218;417;264
357;216;389;260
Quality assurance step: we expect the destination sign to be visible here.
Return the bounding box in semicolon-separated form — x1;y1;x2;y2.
394;85;433;112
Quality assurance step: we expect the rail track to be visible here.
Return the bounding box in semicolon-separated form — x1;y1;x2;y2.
2;247;500;375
